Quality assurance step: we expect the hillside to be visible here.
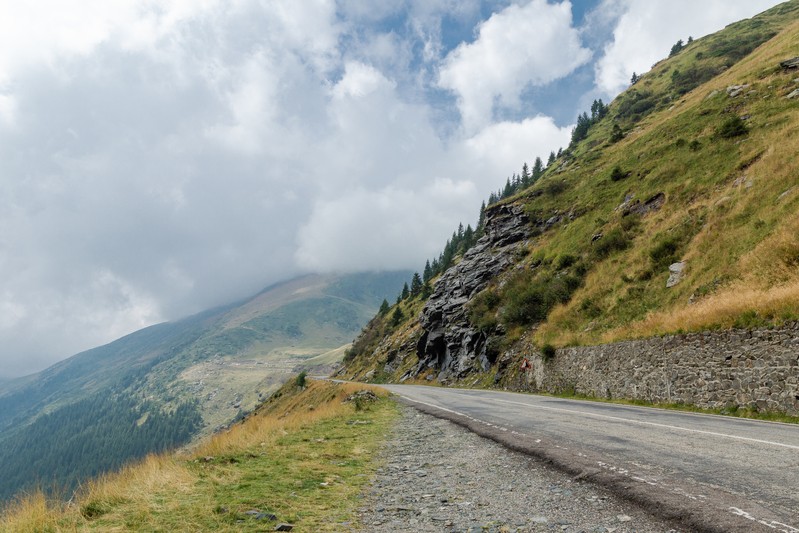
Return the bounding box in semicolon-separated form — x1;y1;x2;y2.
0;271;408;502
0;379;396;532
342;2;799;388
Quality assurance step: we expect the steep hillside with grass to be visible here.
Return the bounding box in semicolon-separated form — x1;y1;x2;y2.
0;271;407;503
342;1;799;386
0;379;395;532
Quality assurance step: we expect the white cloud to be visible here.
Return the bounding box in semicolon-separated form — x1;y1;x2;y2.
0;1;224;85
595;0;784;96
2;0;776;378
295;180;477;272
438;0;591;133
458;116;573;177
0;93;15;125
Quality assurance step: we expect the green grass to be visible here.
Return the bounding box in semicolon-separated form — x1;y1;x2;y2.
1;380;398;532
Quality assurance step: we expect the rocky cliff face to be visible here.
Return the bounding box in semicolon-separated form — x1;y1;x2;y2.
407;203;532;381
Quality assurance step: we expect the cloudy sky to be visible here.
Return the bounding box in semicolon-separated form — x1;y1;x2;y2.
0;0;783;377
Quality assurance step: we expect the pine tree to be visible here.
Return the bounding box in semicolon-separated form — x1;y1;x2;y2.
521;162;531;187
571;111;591;144
390;306;404;327
547;151;556;166
669;39;684;57
378;299;390;316
630;72;639;85
502;177;513;198
463;224;474;250
421;281;432;299
532;157;544;183
410;272;423;297
423;260;433;283
401;282;410;300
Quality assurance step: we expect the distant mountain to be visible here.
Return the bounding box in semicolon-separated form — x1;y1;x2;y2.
0;271;409;502
343;1;799;385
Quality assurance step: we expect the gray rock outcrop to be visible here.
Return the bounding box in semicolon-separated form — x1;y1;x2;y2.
406;203;532;381
666;261;686;288
779;57;799;70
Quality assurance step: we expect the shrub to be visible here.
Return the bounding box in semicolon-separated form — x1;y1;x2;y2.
671;66;720;95
593;228;630;258
468;288;501;332
579;298;602;319
649;236;681;270
555;254;577;269
544;179;567;196
689;139;702;151
295;371;307;389
610;124;624;143
540;344;556;361
609;166;628;182
717;116;748;138
501;272;582;328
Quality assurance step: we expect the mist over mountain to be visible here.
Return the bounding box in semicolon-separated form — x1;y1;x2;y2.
0;271;408;502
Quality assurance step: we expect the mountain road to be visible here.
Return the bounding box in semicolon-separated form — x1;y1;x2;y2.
379;384;799;533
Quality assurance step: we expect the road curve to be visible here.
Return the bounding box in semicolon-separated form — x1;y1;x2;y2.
379;384;799;533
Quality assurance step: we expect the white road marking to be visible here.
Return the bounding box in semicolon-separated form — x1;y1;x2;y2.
730;507;799;533
488;398;799;451
397;389;799;532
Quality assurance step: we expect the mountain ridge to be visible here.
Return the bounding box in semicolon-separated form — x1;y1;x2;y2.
342;1;799;394
0;270;409;502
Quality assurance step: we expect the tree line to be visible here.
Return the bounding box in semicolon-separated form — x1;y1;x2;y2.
0;388;202;503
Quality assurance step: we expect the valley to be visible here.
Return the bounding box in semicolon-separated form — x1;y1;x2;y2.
0;271;409;502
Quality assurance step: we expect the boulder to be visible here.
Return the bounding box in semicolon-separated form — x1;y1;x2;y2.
780;57;799;70
726;84;749;98
622;192;665;217
667;261;686;288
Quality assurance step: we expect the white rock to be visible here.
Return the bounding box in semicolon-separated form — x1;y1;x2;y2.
667;261;686;288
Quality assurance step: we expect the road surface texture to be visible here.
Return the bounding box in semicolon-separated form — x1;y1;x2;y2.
379;384;799;533
359;404;681;532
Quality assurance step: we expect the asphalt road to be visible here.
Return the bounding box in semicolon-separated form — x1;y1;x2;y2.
380;384;799;533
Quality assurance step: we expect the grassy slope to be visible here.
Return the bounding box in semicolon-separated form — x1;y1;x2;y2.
342;1;799;386
0;380;396;532
533;9;799;345
0;271;408;505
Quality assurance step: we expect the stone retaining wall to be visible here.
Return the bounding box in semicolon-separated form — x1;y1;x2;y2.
526;322;799;415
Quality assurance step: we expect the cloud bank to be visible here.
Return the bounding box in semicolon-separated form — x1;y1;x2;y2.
0;0;783;376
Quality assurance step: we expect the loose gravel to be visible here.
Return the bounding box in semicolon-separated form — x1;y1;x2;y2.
358;405;681;532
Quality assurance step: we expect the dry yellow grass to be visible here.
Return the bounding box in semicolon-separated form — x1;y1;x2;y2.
606;281;799;341
1;380;392;533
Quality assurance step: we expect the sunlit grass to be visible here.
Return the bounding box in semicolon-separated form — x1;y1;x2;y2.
1;380;396;532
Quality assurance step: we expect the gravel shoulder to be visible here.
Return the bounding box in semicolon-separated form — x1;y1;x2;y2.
358;404;681;532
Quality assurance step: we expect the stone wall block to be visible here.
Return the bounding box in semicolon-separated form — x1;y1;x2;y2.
533;322;799;415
